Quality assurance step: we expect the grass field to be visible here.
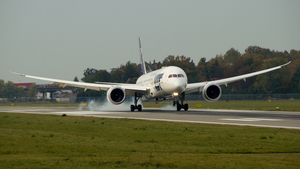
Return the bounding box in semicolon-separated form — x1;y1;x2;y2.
0;112;300;168
0;99;300;111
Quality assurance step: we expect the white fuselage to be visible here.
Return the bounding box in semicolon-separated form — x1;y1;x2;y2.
136;66;187;99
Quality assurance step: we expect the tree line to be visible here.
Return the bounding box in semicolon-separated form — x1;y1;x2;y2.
78;46;300;97
0;80;36;99
1;46;299;99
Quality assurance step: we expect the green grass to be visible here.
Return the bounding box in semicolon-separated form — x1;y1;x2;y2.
0;112;300;168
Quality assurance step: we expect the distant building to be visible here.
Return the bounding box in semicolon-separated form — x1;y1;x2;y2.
56;93;77;103
153;62;158;70
13;83;78;101
14;83;34;91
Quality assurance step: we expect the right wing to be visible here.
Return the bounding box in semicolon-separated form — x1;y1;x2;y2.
10;72;148;96
185;61;291;94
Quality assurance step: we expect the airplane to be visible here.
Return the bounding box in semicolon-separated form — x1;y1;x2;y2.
11;37;291;111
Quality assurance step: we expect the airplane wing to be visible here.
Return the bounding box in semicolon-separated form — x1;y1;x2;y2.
185;61;291;94
10;72;148;96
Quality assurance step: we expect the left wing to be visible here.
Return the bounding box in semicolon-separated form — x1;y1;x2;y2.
10;72;147;96
185;61;291;94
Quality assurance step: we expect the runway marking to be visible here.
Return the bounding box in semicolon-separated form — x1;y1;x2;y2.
221;118;282;122
5;109;53;113
55;111;124;115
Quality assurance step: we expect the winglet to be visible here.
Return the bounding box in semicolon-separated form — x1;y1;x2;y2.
139;37;147;75
10;71;26;77
281;61;291;67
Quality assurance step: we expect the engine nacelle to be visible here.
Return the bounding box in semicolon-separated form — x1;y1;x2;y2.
202;83;222;102
107;86;126;105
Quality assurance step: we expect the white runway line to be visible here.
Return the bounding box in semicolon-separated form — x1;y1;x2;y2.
5;109;53;113
221;118;282;122
56;111;125;115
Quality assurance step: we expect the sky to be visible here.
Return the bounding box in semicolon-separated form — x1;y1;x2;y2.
1;0;299;84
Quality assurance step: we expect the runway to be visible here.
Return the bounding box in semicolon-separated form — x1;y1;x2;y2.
1;106;300;129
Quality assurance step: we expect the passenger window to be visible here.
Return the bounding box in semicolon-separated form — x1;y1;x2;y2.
173;74;177;77
168;74;172;78
178;74;182;77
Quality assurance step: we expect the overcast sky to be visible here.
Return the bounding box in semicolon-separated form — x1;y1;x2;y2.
1;0;299;84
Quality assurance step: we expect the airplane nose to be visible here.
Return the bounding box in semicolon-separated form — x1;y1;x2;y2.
172;79;186;93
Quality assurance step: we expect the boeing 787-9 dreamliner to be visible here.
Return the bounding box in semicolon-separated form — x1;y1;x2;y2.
11;38;290;111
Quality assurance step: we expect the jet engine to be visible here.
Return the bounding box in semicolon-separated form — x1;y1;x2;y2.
202;83;222;102
107;86;126;105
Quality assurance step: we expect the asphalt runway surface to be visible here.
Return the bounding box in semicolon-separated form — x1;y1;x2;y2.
1;106;300;129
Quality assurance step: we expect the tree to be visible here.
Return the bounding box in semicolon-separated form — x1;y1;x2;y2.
0;79;4;98
74;76;79;82
224;48;241;64
196;58;207;82
123;61;140;83
81;68;98;82
212;54;226;79
28;83;36;98
290;66;300;93
94;70;111;82
245;46;262;54
253;57;290;94
1;81;16;98
15;86;26;98
110;67;125;82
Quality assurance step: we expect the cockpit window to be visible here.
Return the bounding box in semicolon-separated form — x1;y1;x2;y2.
168;74;184;78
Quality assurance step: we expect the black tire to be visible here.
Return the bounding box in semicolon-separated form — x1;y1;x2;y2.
184;104;188;111
177;104;181;111
130;105;135;111
138;104;142;111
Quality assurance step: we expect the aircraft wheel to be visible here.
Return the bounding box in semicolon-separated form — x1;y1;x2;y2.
138;104;142;111
184;104;188;111
177;104;181;111
130;105;135;112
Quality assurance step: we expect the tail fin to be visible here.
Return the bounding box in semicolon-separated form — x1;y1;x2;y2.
139;37;147;75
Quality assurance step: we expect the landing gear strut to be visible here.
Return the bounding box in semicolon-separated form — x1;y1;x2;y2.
173;92;188;111
131;93;142;111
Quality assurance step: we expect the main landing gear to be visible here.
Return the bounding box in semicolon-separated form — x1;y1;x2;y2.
173;92;188;111
131;93;142;111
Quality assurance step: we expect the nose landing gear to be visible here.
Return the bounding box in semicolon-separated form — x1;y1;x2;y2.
174;101;188;111
173;92;188;111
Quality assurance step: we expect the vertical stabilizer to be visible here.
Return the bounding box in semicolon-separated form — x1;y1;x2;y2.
139;37;147;75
